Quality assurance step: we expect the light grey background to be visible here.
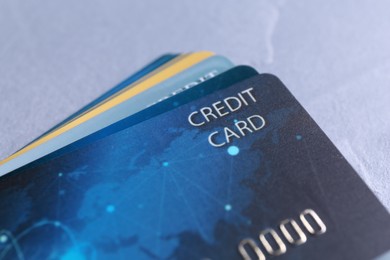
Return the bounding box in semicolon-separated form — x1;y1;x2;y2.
0;0;389;209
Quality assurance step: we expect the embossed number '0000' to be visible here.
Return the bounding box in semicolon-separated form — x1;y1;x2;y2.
238;209;327;260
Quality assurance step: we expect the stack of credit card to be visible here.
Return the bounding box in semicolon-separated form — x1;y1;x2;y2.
0;52;389;260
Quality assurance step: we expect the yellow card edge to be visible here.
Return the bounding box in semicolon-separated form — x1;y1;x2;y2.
43;54;189;136
1;51;213;166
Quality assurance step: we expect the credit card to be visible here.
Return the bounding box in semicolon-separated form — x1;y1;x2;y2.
1;67;389;259
8;53;186;154
20;53;179;148
0;51;214;174
0;55;233;176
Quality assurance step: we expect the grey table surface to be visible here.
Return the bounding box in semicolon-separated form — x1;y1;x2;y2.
0;0;389;210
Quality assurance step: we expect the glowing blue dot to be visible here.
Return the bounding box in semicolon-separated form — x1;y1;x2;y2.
162;161;169;167
296;135;302;140
0;235;8;243
227;146;239;156
234;119;238;123
106;205;115;213
225;204;232;211
54;221;61;227
173;101;179;107
59;190;66;196
58;172;63;177
138;204;144;209
60;248;86;260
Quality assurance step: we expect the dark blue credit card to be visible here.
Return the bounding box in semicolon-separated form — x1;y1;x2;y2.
0;67;389;260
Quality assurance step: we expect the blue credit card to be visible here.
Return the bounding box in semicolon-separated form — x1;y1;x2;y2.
0;55;234;176
0;67;389;260
19;54;178;149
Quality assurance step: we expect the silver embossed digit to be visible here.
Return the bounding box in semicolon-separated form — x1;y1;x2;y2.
259;228;287;256
279;218;307;245
238;238;266;260
300;209;326;235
